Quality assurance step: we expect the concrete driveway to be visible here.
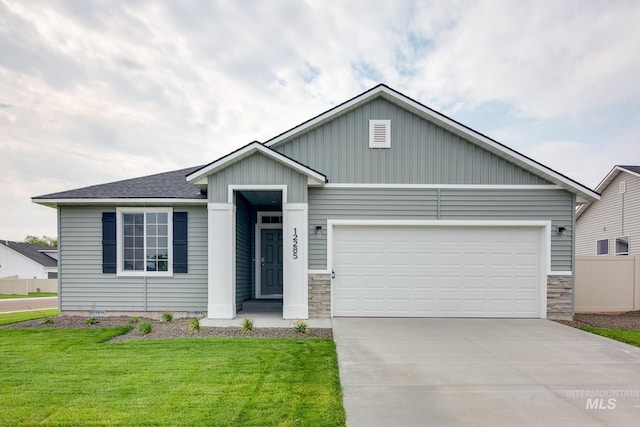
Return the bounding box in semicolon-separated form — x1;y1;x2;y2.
333;318;640;427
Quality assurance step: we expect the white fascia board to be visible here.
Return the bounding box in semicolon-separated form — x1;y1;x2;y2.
374;87;600;202
186;142;326;185
594;166;622;193
265;85;598;202
265;86;387;148
593;165;640;194
576;165;638;219
324;183;562;190
32;198;207;208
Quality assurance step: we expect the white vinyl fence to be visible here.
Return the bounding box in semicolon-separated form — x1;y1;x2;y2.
0;278;58;295
575;255;640;313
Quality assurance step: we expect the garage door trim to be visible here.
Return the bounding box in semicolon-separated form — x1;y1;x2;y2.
327;220;551;318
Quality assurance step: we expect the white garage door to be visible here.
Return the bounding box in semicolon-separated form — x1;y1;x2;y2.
332;225;544;318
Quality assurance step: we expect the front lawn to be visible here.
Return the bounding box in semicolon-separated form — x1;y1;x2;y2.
581;326;640;348
0;292;57;299
0;309;60;326
0;328;345;426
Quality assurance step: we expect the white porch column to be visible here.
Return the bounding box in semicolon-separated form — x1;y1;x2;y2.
282;203;309;319
207;203;236;319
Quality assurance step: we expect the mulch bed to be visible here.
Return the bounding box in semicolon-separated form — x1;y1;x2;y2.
555;310;640;330
1;316;333;342
5;311;640;341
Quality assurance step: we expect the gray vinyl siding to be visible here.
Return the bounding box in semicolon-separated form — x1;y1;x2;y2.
309;187;574;271
273;97;549;185
208;152;308;203
58;205;208;312
235;193;252;309
576;172;640;255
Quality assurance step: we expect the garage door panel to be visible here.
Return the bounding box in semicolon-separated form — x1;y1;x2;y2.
333;225;543;318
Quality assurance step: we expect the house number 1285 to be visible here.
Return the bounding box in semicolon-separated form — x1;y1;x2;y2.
292;228;299;259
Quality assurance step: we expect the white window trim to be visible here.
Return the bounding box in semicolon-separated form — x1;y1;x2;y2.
615;236;629;256
116;207;174;277
596;238;609;256
369;119;391;148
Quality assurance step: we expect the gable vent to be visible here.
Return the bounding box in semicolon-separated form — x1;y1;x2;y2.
620;180;627;194
369;120;391;148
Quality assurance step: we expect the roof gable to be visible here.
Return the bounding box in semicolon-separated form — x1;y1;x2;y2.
577;165;640;218
266;84;599;203
186;141;327;187
0;240;58;267
272;96;552;187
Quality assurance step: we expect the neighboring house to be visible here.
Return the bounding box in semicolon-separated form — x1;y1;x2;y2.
576;165;640;256
0;240;58;279
33;84;599;320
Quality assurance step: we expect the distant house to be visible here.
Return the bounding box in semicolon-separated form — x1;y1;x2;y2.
576;166;640;256
33;84;599;320
0;240;58;279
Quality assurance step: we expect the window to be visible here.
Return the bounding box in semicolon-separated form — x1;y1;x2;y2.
261;214;282;224
369;120;391;148
117;208;173;276
596;239;608;255
615;236;629;256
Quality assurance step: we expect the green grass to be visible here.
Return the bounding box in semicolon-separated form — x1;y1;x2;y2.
0;292;57;299
0;328;345;426
581;326;640;347
0;309;61;326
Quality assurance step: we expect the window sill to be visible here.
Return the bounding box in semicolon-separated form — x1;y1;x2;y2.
116;271;174;278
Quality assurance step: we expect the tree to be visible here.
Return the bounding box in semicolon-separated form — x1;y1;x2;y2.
24;235;58;247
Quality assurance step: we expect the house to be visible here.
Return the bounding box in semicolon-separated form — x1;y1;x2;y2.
0;240;58;279
32;84;599;320
576;165;639;256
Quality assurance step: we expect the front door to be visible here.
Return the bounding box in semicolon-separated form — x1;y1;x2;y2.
260;228;283;296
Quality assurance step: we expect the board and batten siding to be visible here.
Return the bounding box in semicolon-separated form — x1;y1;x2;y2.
273;97;549;186
309;187;574;271
576;172;640;255
235;193;252;309
207;152;308;203
58;205;208;312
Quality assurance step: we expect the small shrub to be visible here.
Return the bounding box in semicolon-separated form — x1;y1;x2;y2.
292;318;309;334
240;317;254;334
189;317;200;333
85;317;99;325
138;321;153;335
161;311;174;323
41;317;54;325
129;316;140;323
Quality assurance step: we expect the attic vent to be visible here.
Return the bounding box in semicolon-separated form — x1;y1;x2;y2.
369;120;391;148
619;180;627;194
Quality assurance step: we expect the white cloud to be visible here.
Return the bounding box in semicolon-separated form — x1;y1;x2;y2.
0;0;639;240
407;0;640;118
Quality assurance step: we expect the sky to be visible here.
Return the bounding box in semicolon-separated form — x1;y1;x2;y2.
1;0;639;241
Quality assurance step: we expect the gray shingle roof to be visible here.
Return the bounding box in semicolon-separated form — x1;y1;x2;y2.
619;165;640;174
34;166;206;200
0;241;58;267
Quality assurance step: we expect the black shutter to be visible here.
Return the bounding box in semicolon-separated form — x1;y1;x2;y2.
173;212;188;273
102;212;117;273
